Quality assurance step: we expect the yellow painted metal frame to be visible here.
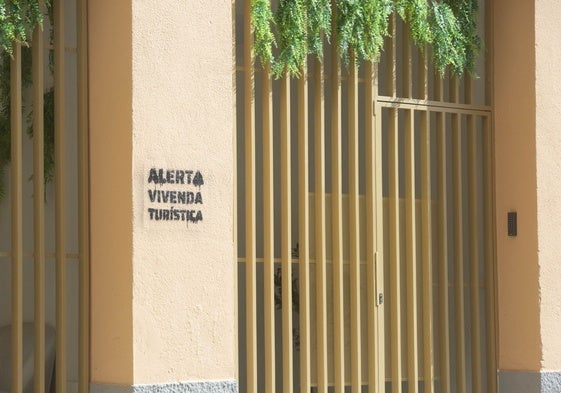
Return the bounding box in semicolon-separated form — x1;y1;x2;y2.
4;1;90;392
235;2;497;392
77;0;90;392
11;39;24;393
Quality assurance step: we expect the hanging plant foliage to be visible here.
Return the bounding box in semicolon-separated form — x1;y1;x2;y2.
337;0;393;64
445;0;480;73
306;0;331;58
252;0;481;77
396;0;431;47
0;0;43;55
272;0;332;77
273;0;308;77
251;0;275;65
429;0;465;75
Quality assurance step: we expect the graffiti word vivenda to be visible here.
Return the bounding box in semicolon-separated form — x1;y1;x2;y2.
146;167;205;224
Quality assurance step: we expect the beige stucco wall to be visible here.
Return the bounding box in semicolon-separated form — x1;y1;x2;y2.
90;0;236;386
495;0;561;373
130;0;235;384
89;0;134;385
493;0;541;371
535;0;561;372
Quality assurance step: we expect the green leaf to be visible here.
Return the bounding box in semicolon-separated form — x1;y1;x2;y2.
306;0;330;58
273;0;308;77
337;0;392;65
429;0;465;75
249;0;481;78
251;0;275;66
0;0;43;55
398;0;431;47
444;0;480;75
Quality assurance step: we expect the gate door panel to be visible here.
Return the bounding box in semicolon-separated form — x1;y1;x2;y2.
235;3;496;393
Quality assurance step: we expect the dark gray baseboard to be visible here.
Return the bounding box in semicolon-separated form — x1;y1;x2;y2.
91;380;237;393
499;370;561;393
541;372;561;393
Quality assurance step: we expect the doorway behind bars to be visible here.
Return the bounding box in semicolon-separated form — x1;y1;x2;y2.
0;1;89;393
235;1;497;393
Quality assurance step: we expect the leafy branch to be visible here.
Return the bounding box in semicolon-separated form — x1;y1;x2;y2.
273;0;308;77
251;0;481;77
251;0;275;66
0;0;43;56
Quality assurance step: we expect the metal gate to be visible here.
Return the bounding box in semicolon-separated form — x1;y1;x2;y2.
0;1;89;393
236;2;496;393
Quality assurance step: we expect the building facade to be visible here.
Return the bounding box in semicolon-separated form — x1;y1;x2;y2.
2;1;561;393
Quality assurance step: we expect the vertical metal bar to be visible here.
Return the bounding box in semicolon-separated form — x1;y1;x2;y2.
465;79;482;393
387;12;400;393
348;55;361;393
418;45;434;393
365;60;383;393
418;46;429;101
420;117;434;393
32;7;46;392
467;121;481;393
314;57;328;393
375;78;386;393
451;76;466;393
298;64;311;393
77;0;90;391
485;0;494;108
405;119;421;390
11;41;23;393
402;20;419;393
386;14;397;98
484;0;498;389
280;73;294;393
388;107;401;393
404;107;418;393
263;61;275;393
402;24;412;99
243;0;257;391
365;60;376;393
434;76;450;393
483;115;497;393
54;0;67;390
330;2;344;391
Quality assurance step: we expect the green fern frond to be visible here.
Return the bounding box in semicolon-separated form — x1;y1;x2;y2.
273;0;308;77
360;0;393;61
397;0;431;47
306;0;330;58
251;0;275;66
335;0;360;64
250;0;481;79
0;0;43;55
337;0;392;65
444;0;480;75
429;0;465;75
